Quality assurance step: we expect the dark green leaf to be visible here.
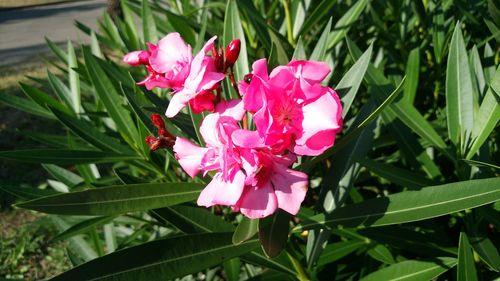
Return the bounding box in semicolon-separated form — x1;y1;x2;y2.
50;233;258;281
259;209;290;258
233;217;259;244
0;149;139;165
458;232;478;281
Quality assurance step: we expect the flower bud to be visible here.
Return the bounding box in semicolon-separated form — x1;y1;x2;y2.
150;113;166;130
225;39;241;68
123;50;149;66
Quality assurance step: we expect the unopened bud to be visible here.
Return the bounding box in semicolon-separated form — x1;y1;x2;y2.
150;114;166;130
225;39;241;68
123;50;149;66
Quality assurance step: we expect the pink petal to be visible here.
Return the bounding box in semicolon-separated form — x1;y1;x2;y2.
215;99;245;121
165;89;192;117
238;182;278;219
287;60;331;83
173;137;209;178
271;168;308;215
150;33;192;73
251;58;269;80
231;129;263;148
123;51;148;66
294;89;342;156
199;113;221;147
197;170;245;207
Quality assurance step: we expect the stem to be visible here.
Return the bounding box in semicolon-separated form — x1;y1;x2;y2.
286;251;309;281
228;67;240;96
282;0;295;45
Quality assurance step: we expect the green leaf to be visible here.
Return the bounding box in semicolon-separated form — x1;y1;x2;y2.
50;233;258;281
16;182;203;216
233;217;259;244
337;44;372;118
0;92;54;119
20;82;71;115
458;232;478;281
327;0;369;49
292;36;307;60
432;6;445;64
309;17;332;61
49;107;135;155
67;41;82;114
42;164;84;188
298;0;335;36
223;258;241;281
259;209;290;258
317;240;367;266
223;0;249;98
359;227;457;257
468;229;500;272
446;22;475;151
0;149;139;165
45;37;68;63
0;185;58;200
359;257;457;281
367;244;395;264
296;177;500;230
82;49;139;145
358;158;437;190
51;216;115;243
403;48;420;104
466;68;500;159
151;205;234;233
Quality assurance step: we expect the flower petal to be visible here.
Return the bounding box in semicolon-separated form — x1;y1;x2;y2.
271;168;308;215
231;129;263;148
197;170;245;207
215;99;245;121
150;33;192;73
238;182;278;219
173;137;208;178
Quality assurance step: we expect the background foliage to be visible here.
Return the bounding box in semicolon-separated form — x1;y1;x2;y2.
1;0;499;280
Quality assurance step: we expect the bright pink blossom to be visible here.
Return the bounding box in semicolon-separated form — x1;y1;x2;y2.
123;33;225;117
173;102;308;219
239;58;343;156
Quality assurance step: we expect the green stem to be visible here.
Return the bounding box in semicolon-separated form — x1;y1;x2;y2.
282;0;295;45
287;251;309;281
89;227;104;256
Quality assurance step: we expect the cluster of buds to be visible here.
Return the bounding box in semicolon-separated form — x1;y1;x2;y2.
145;114;175;151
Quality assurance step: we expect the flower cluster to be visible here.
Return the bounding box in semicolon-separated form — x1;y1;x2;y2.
124;33;343;219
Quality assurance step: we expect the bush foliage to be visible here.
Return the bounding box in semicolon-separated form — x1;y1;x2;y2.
0;0;499;280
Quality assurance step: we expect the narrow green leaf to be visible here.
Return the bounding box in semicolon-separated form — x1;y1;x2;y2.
317;240;367;266
42;164;83;188
151;205;234;233
67;41;82;114
47;71;76;111
468;230;500;271
466;68;500;159
458;232;478;281
16;182;204;216
292;36;307;60
20;83;71;115
446;22;474;151
298;0;335;37
432;6;445;64
360;257;457;281
358;158;436;190
82;49;139;145
306;229;330;268
233;217;259;244
45;37;68;63
403;48;420;104
223;0;249;98
51;216;115;242
337;44;372;118
0;93;54;119
223;258;241;281
259;209;290;258
50;107;135;154
327;0;369;49
309;17;332;61
0;185;58;200
296;177;500;231
50;233;258;281
367;244;395;264
0;149;139;165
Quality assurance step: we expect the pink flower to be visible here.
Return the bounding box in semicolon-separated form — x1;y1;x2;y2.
232;130;308;218
123;33;225;117
173;102;308;219
240;59;343;156
164;37;225;118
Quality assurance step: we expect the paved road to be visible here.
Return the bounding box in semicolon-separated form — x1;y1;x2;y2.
0;0;107;67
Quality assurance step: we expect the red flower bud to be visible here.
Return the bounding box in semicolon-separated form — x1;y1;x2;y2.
225;39;241;68
150;114;166;131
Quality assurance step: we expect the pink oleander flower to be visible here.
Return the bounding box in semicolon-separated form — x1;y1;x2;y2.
123;33;225;117
173;101;308;219
239;58;343;156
